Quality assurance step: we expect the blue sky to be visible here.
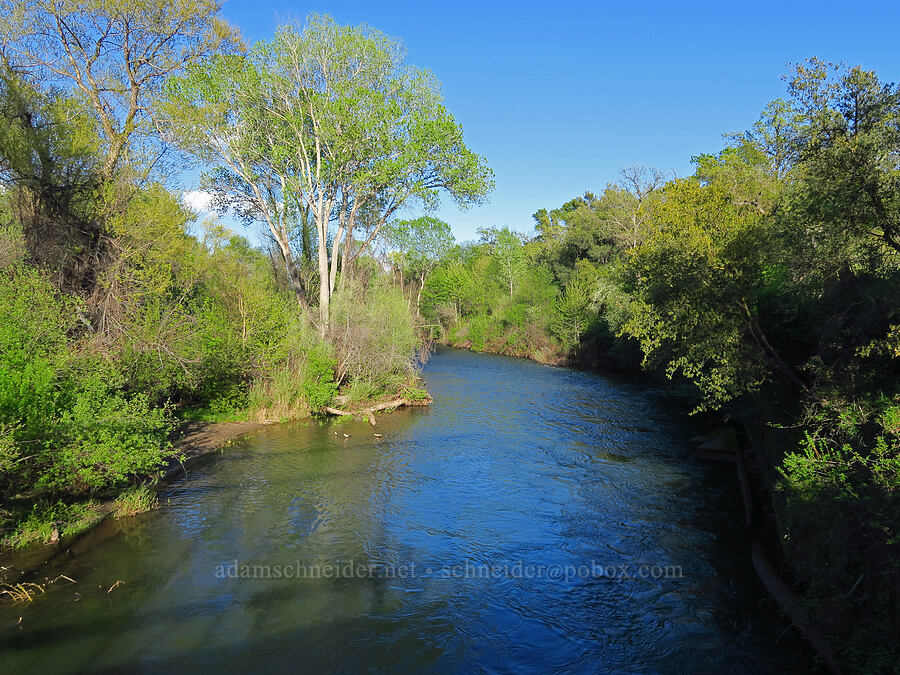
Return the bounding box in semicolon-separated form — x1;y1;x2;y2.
192;0;900;242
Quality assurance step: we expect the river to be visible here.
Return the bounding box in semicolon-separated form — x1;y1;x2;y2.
0;348;808;673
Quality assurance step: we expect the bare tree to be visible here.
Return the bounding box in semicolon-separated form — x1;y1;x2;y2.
605;165;668;249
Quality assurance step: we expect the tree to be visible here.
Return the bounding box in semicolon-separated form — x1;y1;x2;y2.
421;258;478;324
786;59;900;260
165;14;493;332
478;226;525;296
384;216;455;315
550;278;591;353
0;66;103;289
604;165;666;249
162;54;312;306
0;0;241;180
620;169;797;410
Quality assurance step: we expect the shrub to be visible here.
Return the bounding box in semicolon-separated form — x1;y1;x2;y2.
38;361;175;493
301;344;338;412
328;279;419;387
0;266;72;436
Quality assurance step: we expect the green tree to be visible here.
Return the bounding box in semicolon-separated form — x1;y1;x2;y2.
385;216;455;316
550;278;591;353
620;168;796;409
787;59;900;261
0;67;102;286
165;14;493;331
478;226;526;296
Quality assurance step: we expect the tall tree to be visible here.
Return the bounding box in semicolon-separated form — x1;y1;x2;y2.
165;14;493;331
0;0;241;179
478;226;526;296
163;54;312;306
786;58;900;261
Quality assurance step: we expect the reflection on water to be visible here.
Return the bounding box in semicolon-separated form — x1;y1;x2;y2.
0;348;807;673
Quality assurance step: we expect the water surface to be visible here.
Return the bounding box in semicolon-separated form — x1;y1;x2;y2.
0;348;806;673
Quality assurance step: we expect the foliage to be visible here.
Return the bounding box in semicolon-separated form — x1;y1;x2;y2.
0;0;242;176
0;9;440;552
328;278;419;387
162;13;493;324
619;172;778;409
414;57;900;670
549;277;591;353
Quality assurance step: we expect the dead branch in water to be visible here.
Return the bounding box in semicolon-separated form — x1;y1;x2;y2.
324;397;430;426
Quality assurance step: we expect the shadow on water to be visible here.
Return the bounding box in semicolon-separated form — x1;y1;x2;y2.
0;347;810;673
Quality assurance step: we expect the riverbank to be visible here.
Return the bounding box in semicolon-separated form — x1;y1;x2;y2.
438;331;568;367
164;420;274;479
0;385;435;578
0;419;272;583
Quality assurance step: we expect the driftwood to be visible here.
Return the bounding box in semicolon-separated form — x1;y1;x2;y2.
693;425;841;672
324;397;429;426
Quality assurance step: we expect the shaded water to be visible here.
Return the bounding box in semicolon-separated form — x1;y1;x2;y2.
0;348;807;673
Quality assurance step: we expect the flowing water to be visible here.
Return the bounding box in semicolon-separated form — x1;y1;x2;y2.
0;348;808;673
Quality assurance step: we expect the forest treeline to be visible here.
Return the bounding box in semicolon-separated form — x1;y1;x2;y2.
409;59;900;671
0;5;489;546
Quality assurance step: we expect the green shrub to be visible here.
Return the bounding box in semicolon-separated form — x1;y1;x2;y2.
328;280;419;387
302;344;338;412
0;266;72;435
37;361;175;493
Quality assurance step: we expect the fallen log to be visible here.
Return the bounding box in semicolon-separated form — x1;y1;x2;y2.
692;428;739;463
694;447;737;463
324;397;424;426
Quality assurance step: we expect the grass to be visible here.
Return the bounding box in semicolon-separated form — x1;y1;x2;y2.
180;407;250;423
2;500;105;548
400;385;430;402
112;485;159;518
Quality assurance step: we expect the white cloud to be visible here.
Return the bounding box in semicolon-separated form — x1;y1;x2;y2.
182;190;214;213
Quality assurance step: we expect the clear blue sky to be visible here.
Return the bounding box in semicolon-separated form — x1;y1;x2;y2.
208;0;900;242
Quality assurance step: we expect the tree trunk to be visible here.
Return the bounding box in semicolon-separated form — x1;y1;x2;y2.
317;214;331;335
278;242;309;309
416;271;425;317
740;297;808;393
300;204;313;263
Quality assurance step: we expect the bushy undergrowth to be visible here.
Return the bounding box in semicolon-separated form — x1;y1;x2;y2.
2;500;104;548
329;279;420;392
0;210;423;545
112;485;159;518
